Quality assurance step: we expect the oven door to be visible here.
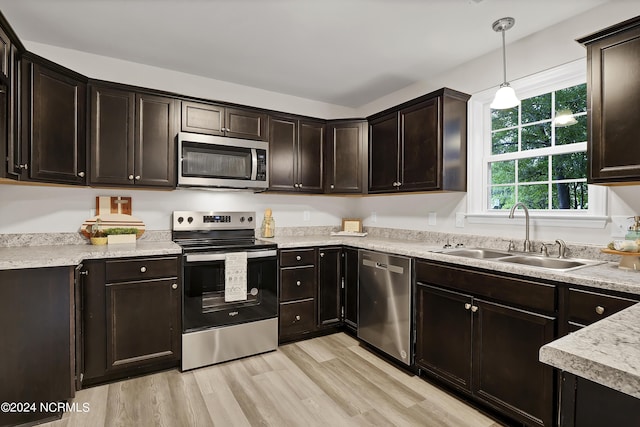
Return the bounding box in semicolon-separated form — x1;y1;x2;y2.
183;249;277;332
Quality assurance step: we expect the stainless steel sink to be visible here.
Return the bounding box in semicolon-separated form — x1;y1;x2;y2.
441;248;514;259
499;256;604;271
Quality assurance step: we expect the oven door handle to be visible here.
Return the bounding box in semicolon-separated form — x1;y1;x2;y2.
185;250;277;262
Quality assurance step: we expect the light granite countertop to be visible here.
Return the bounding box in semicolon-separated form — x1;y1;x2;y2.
0;241;182;270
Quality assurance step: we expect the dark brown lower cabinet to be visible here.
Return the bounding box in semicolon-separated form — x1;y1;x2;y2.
343;247;359;331
0;267;75;426
415;261;557;427
561;372;640;427
81;256;181;386
317;247;342;328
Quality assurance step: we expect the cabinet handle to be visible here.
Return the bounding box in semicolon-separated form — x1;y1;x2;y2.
18;163;28;170
320;252;325;257
140;266;147;273
172;283;178;290
296;280;301;286
78;171;85;178
135;175;141;180
78;270;89;276
471;305;478;312
294;315;301;322
464;303;471;310
296;256;301;261
128;174;134;180
595;305;605;315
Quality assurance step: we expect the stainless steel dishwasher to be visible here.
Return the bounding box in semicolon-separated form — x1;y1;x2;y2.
358;250;413;366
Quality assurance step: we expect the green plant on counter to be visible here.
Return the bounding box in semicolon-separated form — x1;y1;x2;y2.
103;227;139;236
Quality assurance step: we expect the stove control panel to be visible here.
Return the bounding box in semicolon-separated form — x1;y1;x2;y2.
172;211;256;231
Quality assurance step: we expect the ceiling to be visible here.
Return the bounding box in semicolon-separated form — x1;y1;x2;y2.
0;0;610;107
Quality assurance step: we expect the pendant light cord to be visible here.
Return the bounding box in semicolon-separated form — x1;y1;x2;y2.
501;29;507;85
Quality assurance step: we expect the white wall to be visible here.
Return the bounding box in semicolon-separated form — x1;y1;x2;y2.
3;1;640;245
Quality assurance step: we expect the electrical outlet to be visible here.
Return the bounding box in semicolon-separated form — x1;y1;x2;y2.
371;212;377;223
428;212;436;226
455;212;465;228
611;216;633;238
303;211;310;221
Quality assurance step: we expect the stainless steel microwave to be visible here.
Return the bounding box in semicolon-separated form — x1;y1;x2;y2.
177;132;269;190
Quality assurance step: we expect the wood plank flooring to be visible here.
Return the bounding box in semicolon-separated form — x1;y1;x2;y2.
41;333;503;427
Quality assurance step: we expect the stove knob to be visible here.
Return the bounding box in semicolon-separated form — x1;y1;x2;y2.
187;217;193;224
247;216;253;223
177;217;184;224
240;216;245;222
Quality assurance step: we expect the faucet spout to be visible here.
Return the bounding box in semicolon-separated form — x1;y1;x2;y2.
509;202;532;252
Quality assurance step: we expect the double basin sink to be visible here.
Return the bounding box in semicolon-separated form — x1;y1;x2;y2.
435;247;604;272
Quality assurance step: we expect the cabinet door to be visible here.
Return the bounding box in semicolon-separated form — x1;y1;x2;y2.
317;247;342;327
79;260;107;383
415;283;473;392
368;112;398;192
298;119;325;193
181;101;224;136
588;25;640;183
473;299;555;427
5;45;20;179
106;278;180;372
225;107;268;140
26;61;86;184
89;85;135;186
135;93;177;187
343;247;358;330
0;25;10;80
400;98;440;191
326;121;365;193
269;115;297;190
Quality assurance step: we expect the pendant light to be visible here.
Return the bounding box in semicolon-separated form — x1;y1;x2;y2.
490;17;520;110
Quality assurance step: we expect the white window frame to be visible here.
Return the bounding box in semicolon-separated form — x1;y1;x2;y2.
466;59;607;228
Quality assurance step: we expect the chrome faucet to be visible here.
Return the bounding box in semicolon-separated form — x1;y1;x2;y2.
556;239;567;259
509;202;532;252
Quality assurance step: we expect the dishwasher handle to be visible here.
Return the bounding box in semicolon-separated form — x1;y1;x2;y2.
362;258;405;274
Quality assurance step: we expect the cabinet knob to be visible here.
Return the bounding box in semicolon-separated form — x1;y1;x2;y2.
18;163;28;170
464;303;471;310
320;253;325;258
135;175;141;180
330;184;335;189
78;171;85;178
296;280;301;286
296;256;301;261
140;266;147;273
298;183;302;188
471;305;479;313
128;174;134;180
595;305;605;315
293;184;298;188
294;315;301;322
172;283;178;290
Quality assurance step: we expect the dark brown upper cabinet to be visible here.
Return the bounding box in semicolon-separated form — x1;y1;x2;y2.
268;114;325;193
19;54;87;185
368;88;470;194
578;16;640;184
90;83;178;188
325;120;367;194
181;100;267;141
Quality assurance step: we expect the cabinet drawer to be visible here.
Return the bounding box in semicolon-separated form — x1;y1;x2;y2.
568;288;637;326
105;257;179;282
280;267;316;301
279;300;315;337
280;248;316;267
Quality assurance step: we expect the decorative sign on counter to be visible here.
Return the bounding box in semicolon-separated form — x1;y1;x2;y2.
80;196;145;243
342;218;362;233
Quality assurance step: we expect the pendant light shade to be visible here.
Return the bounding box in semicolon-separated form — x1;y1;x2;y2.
491;17;519;110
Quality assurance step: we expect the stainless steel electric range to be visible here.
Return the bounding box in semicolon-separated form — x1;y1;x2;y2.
172;211;278;370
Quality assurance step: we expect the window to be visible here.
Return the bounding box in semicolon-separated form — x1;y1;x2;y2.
467;59;607;227
488;83;587;211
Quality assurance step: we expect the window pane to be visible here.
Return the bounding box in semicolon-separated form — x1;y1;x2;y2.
519;156;548;183
491;128;518;154
490;160;515;184
556;115;587;145
491;107;518;130
522;123;551;150
552;152;587;180
552;182;588;209
556;83;587;114
489;186;514;210
522;93;551;124
518;184;549;209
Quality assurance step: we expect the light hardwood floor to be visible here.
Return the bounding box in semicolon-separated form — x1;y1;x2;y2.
42;333;503;427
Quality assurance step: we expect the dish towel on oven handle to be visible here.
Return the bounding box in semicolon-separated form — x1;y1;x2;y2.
225;252;248;302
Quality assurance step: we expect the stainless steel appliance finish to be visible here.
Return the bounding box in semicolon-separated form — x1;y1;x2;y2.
358;250;413;366
177;132;269;190
173;211;278;371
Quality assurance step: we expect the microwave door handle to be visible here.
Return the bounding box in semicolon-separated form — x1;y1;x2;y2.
251;148;258;180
